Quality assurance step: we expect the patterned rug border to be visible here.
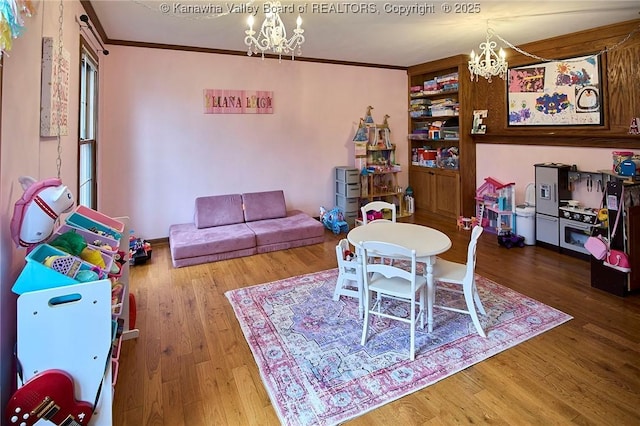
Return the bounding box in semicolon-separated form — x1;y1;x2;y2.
225;268;573;426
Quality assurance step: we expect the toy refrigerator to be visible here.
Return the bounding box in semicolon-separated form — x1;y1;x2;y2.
535;163;571;247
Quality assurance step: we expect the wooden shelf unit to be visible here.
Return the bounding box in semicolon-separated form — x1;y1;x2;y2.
407;55;476;219
355;122;412;219
360;167;411;219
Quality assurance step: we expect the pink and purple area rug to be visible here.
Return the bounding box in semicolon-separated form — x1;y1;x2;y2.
225;269;572;426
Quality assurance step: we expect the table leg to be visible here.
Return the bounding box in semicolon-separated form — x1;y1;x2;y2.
424;257;435;333
357;246;366;320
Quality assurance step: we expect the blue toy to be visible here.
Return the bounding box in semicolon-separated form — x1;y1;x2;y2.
320;206;349;235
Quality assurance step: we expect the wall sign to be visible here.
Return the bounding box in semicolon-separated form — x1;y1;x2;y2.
41;37;70;136
203;89;273;114
507;54;603;127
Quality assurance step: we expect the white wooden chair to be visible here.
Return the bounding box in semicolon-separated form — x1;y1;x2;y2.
360;201;397;225
360;240;427;360
333;239;364;318
431;226;487;337
360;201;397;265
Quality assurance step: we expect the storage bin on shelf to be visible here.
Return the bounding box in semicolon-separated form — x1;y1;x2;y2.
65;205;124;243
612;151;635;173
52;223;120;255
12;244;109;294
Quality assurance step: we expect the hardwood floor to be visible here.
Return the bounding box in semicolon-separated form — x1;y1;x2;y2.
112;212;640;425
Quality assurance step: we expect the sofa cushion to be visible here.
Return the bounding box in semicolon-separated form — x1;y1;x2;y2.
245;210;325;246
194;194;244;229
242;190;287;222
169;222;255;259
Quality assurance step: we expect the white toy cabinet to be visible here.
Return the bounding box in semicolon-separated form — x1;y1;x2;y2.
10;213;139;426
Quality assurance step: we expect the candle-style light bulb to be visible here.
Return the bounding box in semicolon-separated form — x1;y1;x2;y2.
296;15;302;29
247;15;254;31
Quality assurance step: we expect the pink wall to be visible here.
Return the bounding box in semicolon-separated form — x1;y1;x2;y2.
0;0;87;408
100;47;408;238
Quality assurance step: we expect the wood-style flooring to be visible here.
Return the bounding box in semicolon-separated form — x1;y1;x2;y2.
112;212;640;425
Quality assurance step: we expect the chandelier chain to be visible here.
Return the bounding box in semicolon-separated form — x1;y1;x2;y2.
494;22;640;64
56;0;64;179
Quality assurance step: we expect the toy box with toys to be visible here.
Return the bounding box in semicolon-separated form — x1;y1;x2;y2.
129;235;152;265
12;204;128;295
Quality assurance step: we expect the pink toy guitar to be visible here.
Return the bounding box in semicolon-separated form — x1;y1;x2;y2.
5;370;93;425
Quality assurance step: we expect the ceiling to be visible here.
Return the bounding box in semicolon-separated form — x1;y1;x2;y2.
86;1;640;68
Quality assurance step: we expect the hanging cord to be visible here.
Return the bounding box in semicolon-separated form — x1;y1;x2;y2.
55;0;64;179
493;22;640;64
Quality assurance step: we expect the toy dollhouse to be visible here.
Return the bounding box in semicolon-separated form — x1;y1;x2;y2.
476;177;516;234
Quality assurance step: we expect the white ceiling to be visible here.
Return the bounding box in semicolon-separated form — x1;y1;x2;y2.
88;0;640;67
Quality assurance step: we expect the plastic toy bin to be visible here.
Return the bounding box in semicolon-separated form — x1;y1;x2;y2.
65;205;124;241
52;224;120;254
12;244;94;294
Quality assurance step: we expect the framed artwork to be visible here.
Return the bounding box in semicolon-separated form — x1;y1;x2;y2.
507;54;603;126
40;37;70;136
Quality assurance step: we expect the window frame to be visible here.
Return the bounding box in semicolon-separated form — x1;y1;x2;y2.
78;36;99;209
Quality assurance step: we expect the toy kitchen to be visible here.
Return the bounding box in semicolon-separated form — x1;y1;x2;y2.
534;162;621;258
533;154;640;296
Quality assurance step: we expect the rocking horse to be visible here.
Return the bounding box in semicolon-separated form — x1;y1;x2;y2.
10;176;75;248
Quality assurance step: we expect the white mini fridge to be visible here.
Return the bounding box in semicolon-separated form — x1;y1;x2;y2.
534;163;571;247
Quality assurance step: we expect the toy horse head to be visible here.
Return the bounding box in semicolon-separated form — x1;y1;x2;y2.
10;176;75;247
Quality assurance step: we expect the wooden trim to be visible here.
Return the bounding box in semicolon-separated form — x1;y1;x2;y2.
80;1;108;43
407;55;468;76
147;237;169;246
473;133;640;149
104;38;407;70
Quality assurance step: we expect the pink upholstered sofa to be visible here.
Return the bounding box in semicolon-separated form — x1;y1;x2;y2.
169;190;325;267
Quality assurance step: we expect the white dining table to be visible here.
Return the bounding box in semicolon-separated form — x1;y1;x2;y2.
347;221;452;333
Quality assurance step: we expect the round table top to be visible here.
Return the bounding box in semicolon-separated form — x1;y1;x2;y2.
347;221;452;258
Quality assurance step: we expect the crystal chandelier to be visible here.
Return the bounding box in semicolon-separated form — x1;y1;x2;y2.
468;28;507;82
244;1;305;60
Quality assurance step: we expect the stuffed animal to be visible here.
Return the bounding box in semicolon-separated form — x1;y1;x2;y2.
365;210;383;222
75;269;100;283
80;247;106;269
49;231;87;256
598;208;608;228
10;176;74;248
343;249;356;261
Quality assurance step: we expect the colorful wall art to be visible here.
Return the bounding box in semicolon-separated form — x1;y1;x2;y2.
203;89;273;114
507;55;602;126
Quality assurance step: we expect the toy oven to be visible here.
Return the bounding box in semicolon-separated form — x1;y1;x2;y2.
559;217;593;256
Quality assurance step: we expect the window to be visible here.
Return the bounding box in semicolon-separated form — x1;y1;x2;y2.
79;41;98;208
